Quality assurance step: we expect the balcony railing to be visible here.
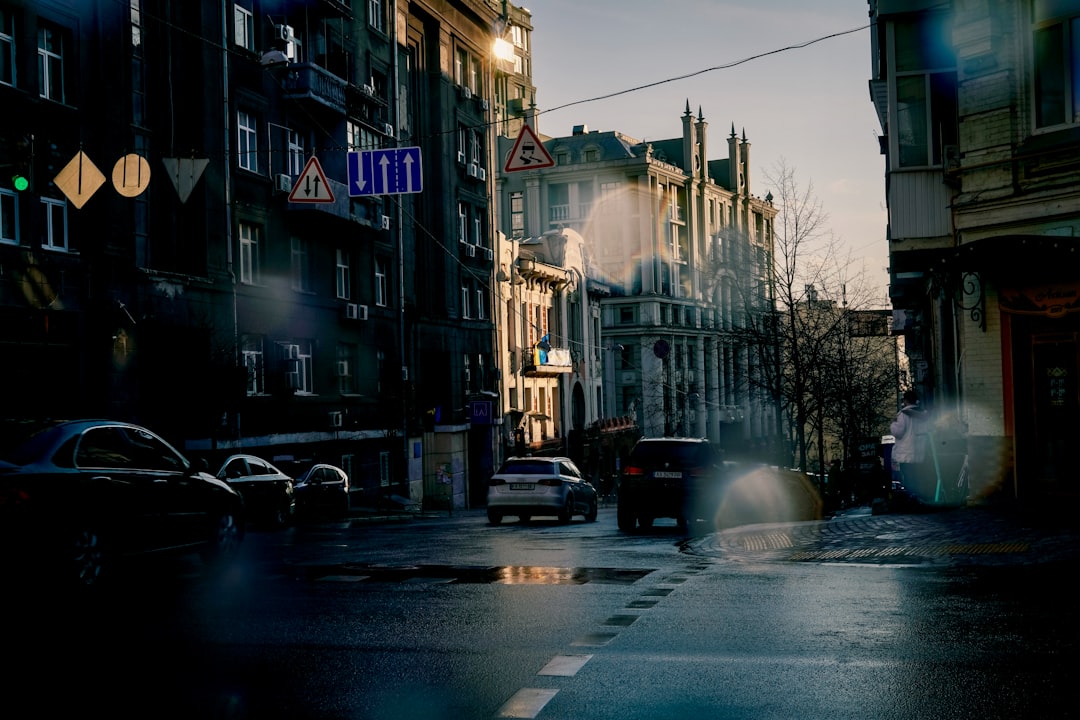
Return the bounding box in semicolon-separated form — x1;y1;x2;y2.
283;62;347;114
523;346;572;377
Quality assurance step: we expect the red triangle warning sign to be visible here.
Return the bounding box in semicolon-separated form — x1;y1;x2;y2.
288;156;335;203
503;124;555;172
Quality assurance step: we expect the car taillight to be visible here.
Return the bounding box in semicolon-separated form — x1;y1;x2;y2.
489;478;506;487
622;465;645;476
537;478;562;487
0;486;31;509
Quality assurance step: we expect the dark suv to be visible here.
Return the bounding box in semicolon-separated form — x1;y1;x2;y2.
617;437;726;532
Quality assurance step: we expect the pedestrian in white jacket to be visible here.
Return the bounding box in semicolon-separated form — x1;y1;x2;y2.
890;390;931;501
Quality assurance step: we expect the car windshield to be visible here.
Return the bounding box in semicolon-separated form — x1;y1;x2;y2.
631;442;712;466
497;460;557;475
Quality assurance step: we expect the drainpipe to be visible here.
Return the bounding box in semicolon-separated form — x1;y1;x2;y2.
391;0;407;496
221;0;238;446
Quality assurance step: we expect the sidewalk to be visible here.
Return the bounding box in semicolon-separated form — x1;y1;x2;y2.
688;501;1080;566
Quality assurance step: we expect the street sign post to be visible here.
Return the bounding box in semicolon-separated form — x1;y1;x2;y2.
348;147;423;196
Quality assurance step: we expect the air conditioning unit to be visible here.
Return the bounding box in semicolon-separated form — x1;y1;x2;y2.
456;150;466;165
464;244;476;257
466;163;479;178
380;215;391;230
383;123;394;137
477;167;486;181
336;361;349;377
357;304;369;320
361;83;375;97
285;371;300;389
344;303;359;320
284;344;300;360
482;247;493;261
274;173;292;193
480;98;489;111
275;24;295;42
328;411;343;428
460;86;472;99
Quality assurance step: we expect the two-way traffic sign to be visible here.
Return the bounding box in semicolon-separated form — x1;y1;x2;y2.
288;156;335;203
348;147;423;196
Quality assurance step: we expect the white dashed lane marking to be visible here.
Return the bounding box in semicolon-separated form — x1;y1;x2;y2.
496;688;559;718
537;654;593;677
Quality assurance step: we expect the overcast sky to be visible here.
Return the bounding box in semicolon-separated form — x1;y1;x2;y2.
526;0;889;306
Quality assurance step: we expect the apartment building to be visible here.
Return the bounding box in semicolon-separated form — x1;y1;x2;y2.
0;0;511;509
869;0;1080;501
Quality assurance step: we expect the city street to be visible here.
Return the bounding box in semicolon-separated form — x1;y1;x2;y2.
6;506;1078;719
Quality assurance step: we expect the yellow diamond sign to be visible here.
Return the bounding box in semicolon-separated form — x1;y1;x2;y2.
53;151;107;209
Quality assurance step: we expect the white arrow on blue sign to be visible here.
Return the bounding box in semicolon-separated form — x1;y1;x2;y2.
348;147;423;196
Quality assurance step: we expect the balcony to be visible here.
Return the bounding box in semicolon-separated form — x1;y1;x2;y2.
283;62;347;114
524;346;572;377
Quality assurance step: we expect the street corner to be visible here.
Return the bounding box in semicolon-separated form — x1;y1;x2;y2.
684;503;1079;567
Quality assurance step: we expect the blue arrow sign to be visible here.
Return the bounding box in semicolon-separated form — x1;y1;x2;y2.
348;147;423;196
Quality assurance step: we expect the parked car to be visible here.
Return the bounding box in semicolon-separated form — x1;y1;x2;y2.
214;454;295;527
487;456;598;525
0;419;245;589
293;463;350;517
617;437;727;532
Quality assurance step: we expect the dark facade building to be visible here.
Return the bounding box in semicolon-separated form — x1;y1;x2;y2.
869;0;1080;502
0;0;508;507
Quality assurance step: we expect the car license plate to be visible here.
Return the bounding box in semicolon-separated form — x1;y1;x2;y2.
510;483;533;490
653;471;682;479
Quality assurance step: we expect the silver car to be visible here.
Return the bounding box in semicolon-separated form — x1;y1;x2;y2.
486;456;598;525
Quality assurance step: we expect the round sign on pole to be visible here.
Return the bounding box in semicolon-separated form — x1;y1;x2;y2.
112;154;151;197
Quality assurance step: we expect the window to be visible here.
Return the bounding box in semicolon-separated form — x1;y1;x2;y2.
891;13;957;167
337;343;356;395
348;120;379;152
290;340;314;394
469;56;481;95
455;48;467;86
510;191;524;237
473;207;482;246
375;257;387;306
1033;1;1080;128
290;237;310;292
37;22;66;102
242;335;264;395
458;202;467;242
368;0;384;33
464;354;472;394
286;129;304;176
237;110;258;172
1;8;15;87
469;129;481;164
336;249;351;300
461;281;472;318
238;222;260;284
1;189;17;244
476;285;487;320
233;4;254;51
40;198;67;251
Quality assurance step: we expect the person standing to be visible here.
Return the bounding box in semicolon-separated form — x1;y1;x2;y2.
890;390;931;503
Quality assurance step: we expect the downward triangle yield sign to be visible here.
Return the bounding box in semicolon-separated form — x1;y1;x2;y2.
503;123;554;172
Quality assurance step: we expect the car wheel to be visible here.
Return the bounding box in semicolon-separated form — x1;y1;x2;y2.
201;510;244;565
519;514;531;523
638;515;654;529
558;496;573;524
617;505;637;532
585;497;598;522
69;526;106;589
487;508;503;524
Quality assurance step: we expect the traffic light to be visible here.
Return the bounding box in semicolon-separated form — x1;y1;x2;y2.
10;135;33;192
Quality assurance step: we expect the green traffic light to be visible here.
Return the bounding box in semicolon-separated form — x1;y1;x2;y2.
12;174;29;191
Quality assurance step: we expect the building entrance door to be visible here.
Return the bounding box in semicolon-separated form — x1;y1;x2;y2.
1029;332;1079;494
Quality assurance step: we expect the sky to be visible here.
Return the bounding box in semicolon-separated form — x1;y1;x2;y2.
525;0;889;307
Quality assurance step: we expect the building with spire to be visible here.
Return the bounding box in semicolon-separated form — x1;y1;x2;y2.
496;103;782;461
